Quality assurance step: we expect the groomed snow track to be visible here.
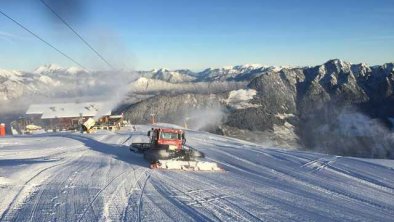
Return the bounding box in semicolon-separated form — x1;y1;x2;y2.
0;126;393;221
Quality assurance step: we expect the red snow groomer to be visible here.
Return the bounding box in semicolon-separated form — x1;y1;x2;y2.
131;128;221;171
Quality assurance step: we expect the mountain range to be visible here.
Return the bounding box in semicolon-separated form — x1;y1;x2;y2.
1;60;394;159
123;59;394;159
0;64;287;102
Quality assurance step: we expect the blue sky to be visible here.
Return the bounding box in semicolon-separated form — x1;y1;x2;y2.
0;0;393;71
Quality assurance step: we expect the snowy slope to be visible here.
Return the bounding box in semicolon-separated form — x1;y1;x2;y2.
129;77;247;94
0;126;393;221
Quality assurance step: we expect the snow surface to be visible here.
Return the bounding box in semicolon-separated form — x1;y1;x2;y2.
0;126;393;221
130;77;246;94
225;89;260;109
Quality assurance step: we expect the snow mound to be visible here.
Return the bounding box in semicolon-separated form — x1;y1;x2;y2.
225;89;260;109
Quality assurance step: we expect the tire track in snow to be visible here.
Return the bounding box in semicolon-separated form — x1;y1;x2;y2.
2;163;62;221
11;149;91;221
302;156;394;193
178;172;264;222
326;165;394;193
206;150;394;216
119;170;151;222
149;176;217;222
202;140;310;166
302;156;339;172
121;169;147;222
0;148;88;221
77;168;134;222
102;170;131;221
137;172;150;222
199;135;394;201
206;151;392;221
120;134;133;146
27;184;46;222
177;171;264;222
155;172;254;222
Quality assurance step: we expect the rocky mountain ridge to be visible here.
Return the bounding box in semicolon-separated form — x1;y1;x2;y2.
123;59;394;158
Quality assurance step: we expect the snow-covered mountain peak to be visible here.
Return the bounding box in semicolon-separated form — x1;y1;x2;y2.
215;64;265;72
317;59;352;76
143;68;196;83
382;63;394;71
139;64;283;83
66;66;87;75
157;68;169;72
134;77;149;84
235;64;265;69
33;64;65;74
198;64;280;81
33;64;87;77
0;69;23;78
360;62;369;67
325;59;352;69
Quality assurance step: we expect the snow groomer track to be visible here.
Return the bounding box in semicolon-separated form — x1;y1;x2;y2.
0;126;393;221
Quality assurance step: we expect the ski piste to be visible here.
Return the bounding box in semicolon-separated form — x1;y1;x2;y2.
0;125;393;221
